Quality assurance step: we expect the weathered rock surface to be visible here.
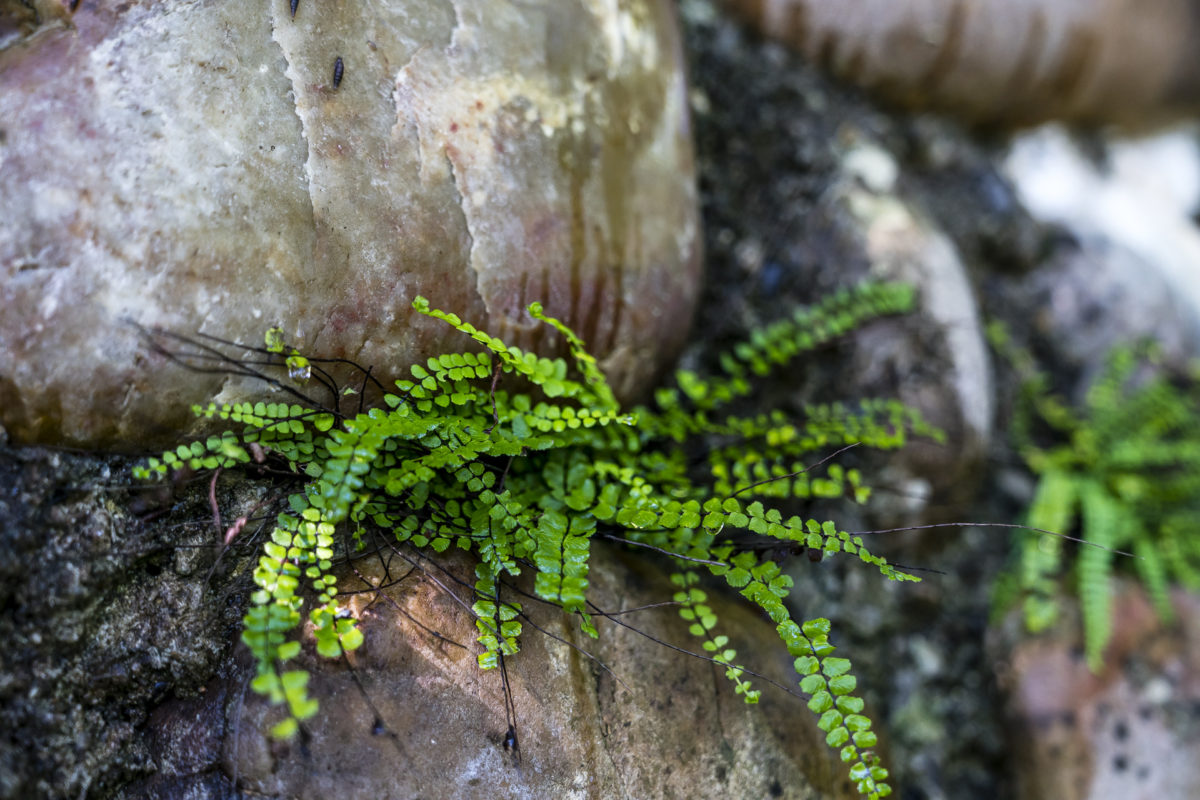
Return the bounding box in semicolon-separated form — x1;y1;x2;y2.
992;584;1200;800
214;549;856;800
0;442;859;800
0;445;247;800
680;5;1020;796
679;19;1200;800
10;2;1200;800
681;0;997;513
2;3;1012;799
0;0;700;448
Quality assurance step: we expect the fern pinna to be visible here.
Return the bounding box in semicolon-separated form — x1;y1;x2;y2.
990;324;1200;671
136;282;937;799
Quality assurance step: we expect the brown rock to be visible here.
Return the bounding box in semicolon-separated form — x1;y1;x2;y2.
219;547;858;800
726;0;1200;128
994;583;1200;800
0;0;700;448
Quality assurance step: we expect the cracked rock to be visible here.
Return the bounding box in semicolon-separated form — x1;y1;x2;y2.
0;0;700;448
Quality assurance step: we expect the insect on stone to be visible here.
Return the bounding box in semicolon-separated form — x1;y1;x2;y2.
332;56;344;88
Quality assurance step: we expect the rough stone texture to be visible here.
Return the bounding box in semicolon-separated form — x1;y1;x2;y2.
215;549;856;800
680;0;995;509
0;445;250;799
0;439;860;800
838;141;993;470
678;13;1200;798
1001;125;1200;388
991;584;1200;800
1;2;1018;798
0;0;700;448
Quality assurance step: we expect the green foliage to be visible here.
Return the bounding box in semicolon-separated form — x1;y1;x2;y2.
990;323;1200;671
136;282;936;798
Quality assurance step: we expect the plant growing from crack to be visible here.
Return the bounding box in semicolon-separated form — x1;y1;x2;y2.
136;281;942;798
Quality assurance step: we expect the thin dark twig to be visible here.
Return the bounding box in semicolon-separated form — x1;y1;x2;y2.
728;442;861;499
205;498;276;586
489;573;522;766
356;365;373;415
598;534;725;567
879;561;945;576
506;606;632;694
486;573;634;693
849;522;1139;558
496;456;514;494
586;601;683;617
229;670;253;793
134;323;391;415
222;487;270;545
485;359;502;434
189;328;388;391
384;543;480;618
339;651;407;756
498;648;521;766
131;323;331;411
337;568;418;597
185;328;381;403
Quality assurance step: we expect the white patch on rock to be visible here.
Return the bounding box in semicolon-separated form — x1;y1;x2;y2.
842;142;899;194
1006;125;1200;348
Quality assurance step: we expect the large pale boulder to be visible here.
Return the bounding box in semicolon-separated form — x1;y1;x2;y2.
0;0;700;448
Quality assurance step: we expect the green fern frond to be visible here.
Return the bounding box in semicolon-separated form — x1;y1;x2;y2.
1076;479;1118;671
782;617;890;798
994;326;1200;672
1133;535;1173;621
135;284;937;799
669;282;915;413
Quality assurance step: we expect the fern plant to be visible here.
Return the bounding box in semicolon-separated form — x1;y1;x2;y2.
136;282;940;799
989;323;1200;670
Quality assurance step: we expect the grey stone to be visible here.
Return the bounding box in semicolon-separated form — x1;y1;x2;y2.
1003;125;1200;390
0;445;243;799
27;3;1200;800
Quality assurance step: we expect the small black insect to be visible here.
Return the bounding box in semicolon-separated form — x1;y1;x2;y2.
290;0;299;20
503;724;519;759
332;56;344;88
70;0;82;12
